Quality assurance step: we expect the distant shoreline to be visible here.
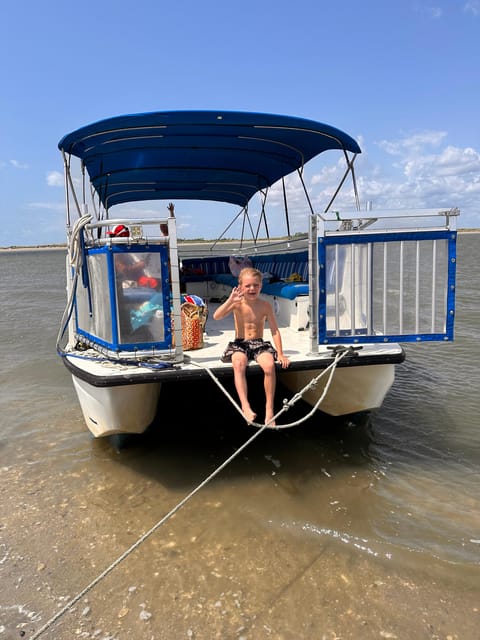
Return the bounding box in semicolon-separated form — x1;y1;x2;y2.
1;228;479;252
0;245;67;252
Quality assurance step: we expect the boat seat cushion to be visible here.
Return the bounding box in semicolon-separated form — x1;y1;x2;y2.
260;281;309;299
252;250;308;298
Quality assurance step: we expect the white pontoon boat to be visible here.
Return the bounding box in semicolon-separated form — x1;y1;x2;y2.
57;110;458;437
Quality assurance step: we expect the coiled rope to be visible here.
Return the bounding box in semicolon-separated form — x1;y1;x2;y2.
30;349;347;639
55;214;92;356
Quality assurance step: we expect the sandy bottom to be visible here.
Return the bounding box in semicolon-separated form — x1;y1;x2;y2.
1;380;479;640
1;444;479;640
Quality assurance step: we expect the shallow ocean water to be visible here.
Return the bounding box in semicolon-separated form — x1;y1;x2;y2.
0;235;479;639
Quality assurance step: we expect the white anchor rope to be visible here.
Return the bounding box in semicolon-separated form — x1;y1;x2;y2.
194;348;348;429
30;351;346;639
29;424;269;640
55;214;92;355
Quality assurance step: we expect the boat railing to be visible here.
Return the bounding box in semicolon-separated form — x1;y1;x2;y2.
82;218;172;245
315;208;458;345
319;207;459;235
177;235;309;259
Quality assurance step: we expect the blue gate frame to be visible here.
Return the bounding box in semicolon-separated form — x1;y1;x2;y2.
317;229;457;344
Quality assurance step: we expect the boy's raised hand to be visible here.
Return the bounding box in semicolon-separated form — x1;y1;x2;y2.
230;286;244;305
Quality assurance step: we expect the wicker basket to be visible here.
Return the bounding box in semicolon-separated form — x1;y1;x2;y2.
180;302;208;350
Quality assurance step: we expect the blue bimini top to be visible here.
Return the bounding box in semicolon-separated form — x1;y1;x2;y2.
58;110;361;209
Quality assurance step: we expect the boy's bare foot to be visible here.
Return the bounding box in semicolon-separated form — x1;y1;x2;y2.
242;406;257;423
265;412;276;427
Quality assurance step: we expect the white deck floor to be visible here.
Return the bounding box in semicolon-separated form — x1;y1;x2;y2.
65;300;404;382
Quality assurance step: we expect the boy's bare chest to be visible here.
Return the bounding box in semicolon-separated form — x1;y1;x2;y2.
241;301;264;323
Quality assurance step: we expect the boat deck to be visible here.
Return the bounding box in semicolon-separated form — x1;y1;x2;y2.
63;301;405;386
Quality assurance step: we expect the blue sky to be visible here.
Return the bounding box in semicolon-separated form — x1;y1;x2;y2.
1;0;479;246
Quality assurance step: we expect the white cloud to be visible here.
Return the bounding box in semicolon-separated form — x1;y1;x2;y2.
47;170;64;187
405;145;480;179
428;6;443;18
10;159;29;169
369;135;479;222
303;130;480;228
414;4;443;18
464;1;480;16
377;131;447;156
372;132;480;186
28;201;65;212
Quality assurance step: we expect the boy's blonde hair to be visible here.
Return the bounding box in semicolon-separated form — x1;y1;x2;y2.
238;267;262;283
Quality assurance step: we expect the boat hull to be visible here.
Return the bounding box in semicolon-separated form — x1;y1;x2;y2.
279;363;395;416
71;375;162;438
71;361;395;437
63;343;403;436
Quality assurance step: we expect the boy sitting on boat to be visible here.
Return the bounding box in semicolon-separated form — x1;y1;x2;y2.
213;267;290;426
